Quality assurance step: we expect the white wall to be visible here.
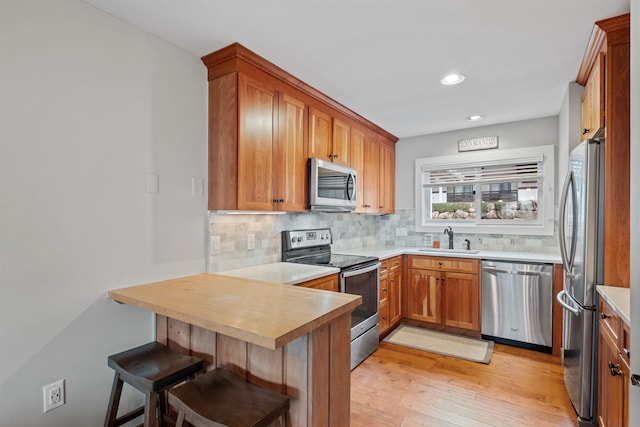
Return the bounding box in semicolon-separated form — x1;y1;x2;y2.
394;116;559;209
0;1;207;425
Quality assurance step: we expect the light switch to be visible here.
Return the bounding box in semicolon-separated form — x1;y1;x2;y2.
192;177;204;197
146;174;159;194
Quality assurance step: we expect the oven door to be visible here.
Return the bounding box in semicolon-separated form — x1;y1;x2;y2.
340;262;380;341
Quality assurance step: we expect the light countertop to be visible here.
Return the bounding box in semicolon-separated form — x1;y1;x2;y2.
597;285;630;326
337;246;562;264
109;273;360;350
217;262;339;285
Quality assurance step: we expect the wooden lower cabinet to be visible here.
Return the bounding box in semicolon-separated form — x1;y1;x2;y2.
379;256;402;335
598;295;630;427
299;274;339;292
406;256;480;333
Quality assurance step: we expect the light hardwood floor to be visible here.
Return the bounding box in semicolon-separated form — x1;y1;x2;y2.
350;341;578;426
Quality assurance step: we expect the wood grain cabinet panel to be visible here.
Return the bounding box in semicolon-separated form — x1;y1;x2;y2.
406;256;480;333
597;295;629;427
309;107;333;162
332;118;350;166
299;274;339;292
275;91;308;211
379;256;402;335
237;74;276;210
361;136;380;213
378;139;395;214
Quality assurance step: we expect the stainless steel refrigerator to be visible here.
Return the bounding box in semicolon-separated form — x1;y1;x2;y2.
556;139;604;426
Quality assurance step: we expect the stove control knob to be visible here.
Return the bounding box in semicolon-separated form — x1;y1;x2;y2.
297;236;303;242
291;237;297;244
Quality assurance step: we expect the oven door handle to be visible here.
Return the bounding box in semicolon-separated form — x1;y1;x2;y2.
341;262;381;278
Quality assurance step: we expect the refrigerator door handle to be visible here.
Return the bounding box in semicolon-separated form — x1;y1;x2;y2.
558;171;578;274
556;289;581;315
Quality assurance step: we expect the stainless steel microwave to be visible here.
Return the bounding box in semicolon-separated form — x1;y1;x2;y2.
308;158;357;212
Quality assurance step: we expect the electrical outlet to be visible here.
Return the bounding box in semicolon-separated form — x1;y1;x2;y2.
43;379;65;412
211;236;220;255
247;234;255;250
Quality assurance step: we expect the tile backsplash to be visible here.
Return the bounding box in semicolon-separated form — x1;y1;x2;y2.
208;209;560;272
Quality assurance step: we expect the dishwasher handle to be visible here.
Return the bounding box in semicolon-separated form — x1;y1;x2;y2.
482;266;552;277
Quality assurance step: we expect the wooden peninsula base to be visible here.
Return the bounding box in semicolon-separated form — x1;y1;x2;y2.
109;273;361;426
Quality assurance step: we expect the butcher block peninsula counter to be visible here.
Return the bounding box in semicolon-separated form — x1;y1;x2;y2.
109;273;361;426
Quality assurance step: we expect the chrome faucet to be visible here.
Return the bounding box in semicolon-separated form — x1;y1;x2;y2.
465;239;471;251
444;226;454;249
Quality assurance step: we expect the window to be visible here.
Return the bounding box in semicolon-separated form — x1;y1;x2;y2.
415;145;555;235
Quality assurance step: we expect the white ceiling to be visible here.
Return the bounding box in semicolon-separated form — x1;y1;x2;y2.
84;0;630;139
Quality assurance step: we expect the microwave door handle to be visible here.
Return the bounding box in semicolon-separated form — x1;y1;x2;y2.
348;173;356;201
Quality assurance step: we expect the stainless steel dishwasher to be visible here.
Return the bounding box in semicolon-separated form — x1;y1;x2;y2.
481;260;553;350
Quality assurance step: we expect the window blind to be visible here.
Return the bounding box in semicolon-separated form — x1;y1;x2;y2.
423;155;543;186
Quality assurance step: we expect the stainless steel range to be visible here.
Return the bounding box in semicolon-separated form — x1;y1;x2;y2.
282;228;380;369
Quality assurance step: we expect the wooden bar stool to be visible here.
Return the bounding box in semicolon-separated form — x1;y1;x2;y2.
105;341;204;427
168;367;290;427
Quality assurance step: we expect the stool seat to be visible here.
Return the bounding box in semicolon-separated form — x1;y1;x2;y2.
105;342;204;427
168;368;290;427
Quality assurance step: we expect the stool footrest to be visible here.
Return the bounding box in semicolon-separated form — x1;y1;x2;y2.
113;405;144;426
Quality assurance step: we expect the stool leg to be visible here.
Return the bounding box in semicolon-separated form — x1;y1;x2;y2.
174;411;185;427
104;373;124;427
143;391;159;427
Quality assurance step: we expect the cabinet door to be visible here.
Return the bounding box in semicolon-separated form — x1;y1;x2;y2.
332;118;350;165
237;74;276;210
581;53;605;140
598;323;624;427
408;269;440;324
362;136;380;213
378;139;395;214
442;272;480;331
388;269;402;326
350;127;366;213
379;298;390;334
309;107;332;161
275;92;307;211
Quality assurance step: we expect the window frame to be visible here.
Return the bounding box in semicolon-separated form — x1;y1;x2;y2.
414;145;555;236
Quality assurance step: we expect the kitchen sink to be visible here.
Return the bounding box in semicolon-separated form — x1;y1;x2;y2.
416;248;480;254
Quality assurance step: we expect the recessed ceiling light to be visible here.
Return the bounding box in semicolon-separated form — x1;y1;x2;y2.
465;114;485;122
440;73;466;85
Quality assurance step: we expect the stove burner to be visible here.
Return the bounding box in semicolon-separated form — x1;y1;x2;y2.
281;228;378;270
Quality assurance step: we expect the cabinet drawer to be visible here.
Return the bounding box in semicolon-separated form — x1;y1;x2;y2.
599;297;620;342
389;256;402;271
380;259;390;275
408;255;479;274
299;274;339;292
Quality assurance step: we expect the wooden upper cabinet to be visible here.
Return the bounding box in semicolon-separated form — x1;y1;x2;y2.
237;73;276;210
361;136;380;213
379;138;395;214
309;107;332;161
276;92;308;211
308;108;351;166
332;118;350;166
580;52;604;140
350;127;365;212
201;42;397;212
